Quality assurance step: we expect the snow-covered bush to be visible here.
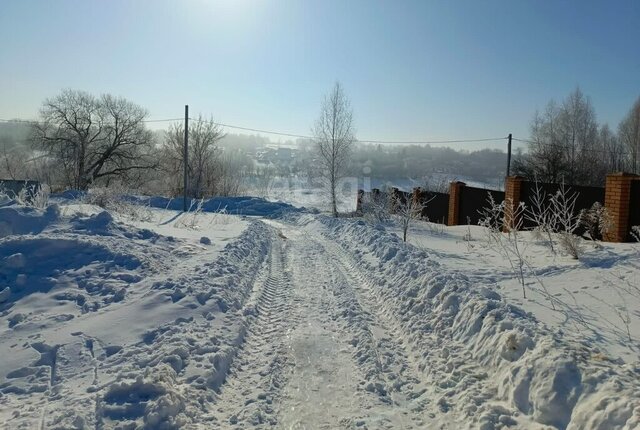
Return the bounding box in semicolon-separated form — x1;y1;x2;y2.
0;181;50;210
360;189;392;223
549;181;582;258
479;193;529;298
579;201;613;241
478;192;503;242
393;190;434;242
84;186;154;222
174;198;204;229
524;180;555;253
15;183;50;209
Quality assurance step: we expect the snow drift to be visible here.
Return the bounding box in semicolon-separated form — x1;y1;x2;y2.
300;214;640;430
0;202;274;428
51;192;306;217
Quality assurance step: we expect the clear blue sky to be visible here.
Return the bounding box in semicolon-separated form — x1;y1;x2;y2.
1;0;639;150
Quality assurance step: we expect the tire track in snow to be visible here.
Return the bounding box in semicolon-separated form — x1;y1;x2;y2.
267;224;424;429
311;222;520;429
307;230;430;428
210;234;296;428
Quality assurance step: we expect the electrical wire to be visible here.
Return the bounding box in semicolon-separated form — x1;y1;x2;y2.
0;117;508;146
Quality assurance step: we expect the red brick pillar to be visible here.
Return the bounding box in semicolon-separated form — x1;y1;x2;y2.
448;181;465;226
604;172;638;242
504;176;524;231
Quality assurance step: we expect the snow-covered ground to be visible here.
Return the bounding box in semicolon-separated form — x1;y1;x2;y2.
1;197;639;429
391;222;640;365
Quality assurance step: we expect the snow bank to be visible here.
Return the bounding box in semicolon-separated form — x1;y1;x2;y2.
304;214;640;430
84;220;273;428
0;204;60;237
51;191;305;217
134;195;304;217
0;201;273;428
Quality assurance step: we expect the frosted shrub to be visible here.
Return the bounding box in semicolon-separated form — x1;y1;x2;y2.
549;181;582;259
174;198;205;229
85;186;154;222
393;191;433;242
361;190;392;223
479;193;529;298
524;180;555;253
14;183;50;210
579;201;613;241
478;192;503;244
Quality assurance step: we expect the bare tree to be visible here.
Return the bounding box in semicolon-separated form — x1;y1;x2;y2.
393;189;434;242
559;87;599;184
31;89;155;190
599;123;627;173
214;150;246;197
618;96;640;173
515;101;568;183
253;164;276;198
313;82;355;217
163;115;225;198
514;88;603;186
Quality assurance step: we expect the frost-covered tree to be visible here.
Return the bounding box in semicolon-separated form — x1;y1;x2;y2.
599;124;627;173
514;88;603;185
313;82;355;217
393;189;433;242
163;115;226;198
32;89;155;190
618;96;640;173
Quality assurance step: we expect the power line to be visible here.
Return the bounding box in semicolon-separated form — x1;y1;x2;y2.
142;118;184;123
1;116;508;145
193;117;507;145
210;119;507;144
193;119;315;140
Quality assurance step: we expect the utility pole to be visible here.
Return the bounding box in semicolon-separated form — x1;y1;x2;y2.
183;105;189;212
506;133;512;177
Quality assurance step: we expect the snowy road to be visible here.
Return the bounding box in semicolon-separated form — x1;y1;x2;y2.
2;205;638;429
211;221;429;429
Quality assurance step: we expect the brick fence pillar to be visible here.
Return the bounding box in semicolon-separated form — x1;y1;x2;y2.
448;181;465;226
504;176;525;231
604;172;639;242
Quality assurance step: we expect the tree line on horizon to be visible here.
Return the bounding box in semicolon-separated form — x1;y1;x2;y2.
1;86;638;201
513;87;640;186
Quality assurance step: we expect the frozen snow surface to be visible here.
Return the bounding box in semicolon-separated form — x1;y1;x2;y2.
52;192;307;218
0;198;639;429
